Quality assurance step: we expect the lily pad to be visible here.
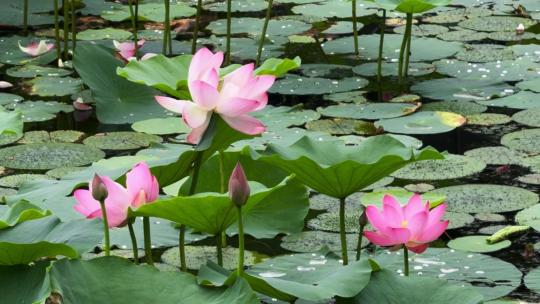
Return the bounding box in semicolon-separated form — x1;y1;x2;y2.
421;101;487;116
252;105;321;129
422;7;492;24
310;192;366;212
431;184;539;213
475;213;505;223
280;231;364;253
307;211;363;233
445;212;475;230
83;132;162;150
291;0;378;18
0;93;23;106
323;21;362;35
517;174;540;185
269;75;368;95
524;267;540;295
501;128;540;154
437;29;489;42
515;204;540;232
360;188;446;208
0;143;105;170
0;174;54;188
464;146;527;166
298;64;353;79
476;91;540;109
512;108;540;127
323;91;367;104
352;62;435;77
488;31;536;42
18;130;85;144
6;101;73;122
6;64;72;78
204;0;267;12
434;59;540;82
0;36;56;66
392;154;486;181
22;76;83;97
101;3;196;22
308;118;375;135
448;235;511;253
393;24;449;36
318;103;419;120
455;44;515;63
0;133;23;146
466;113;511;126
376;111;466;135
45;167;85;179
206;18;311;37
411;78;515;102
458;16;536;32
131;117;190;135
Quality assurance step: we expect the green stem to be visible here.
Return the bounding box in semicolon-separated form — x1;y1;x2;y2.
98;200;110;256
23;0;28;35
127;0;139;58
356;224;365;261
339;197;348;265
256;0;273;66
404;14;413;78
191;0;202;54
127;219;139;264
225;0;232;65
216;234;223;266
221;231;227;247
163;0;170;55
403;246;409;276
398;13;412;86
219;150;226;193
143;216;153;265
62;0;69;60
53;0;61;61
71;0;76;52
351;0;358;55
376;9;386;85
236;206;245;277
179;226;187;271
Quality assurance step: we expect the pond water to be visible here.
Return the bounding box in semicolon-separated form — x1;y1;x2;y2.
1;0;540;303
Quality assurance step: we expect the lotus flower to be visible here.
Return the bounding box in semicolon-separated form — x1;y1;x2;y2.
113;39;145;61
155;47;275;144
229;162;250;207
0;81;13;89
74;162;159;227
363;194;449;253
18;40;54;57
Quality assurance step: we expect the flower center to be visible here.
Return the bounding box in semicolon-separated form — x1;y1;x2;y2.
401;220;408;228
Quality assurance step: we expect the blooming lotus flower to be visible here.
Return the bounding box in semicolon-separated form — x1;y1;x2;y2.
229;162;250;207
18;40;54;57
113;39;145;61
0;81;13;89
74;162;159;227
363;194;449;254
155;47;275;144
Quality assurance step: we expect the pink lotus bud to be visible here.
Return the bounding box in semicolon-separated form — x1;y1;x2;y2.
91;174;108;202
228;162;250;207
0;81;13;89
516;23;525;35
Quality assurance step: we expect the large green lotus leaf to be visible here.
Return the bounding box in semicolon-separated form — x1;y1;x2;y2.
343;268;483;304
0;261;50;304
434;59;540;82
7;64;71;78
376;111;466;135
0;109;23;136
50;257;259;304
501;128;540;154
0;36;56;65
298;64;353;79
231;127;336;151
248;135;442;198
0;216;102;265
73;44;169;124
22;76;83;97
206;18;311;37
0;143;105;170
254;57;302;78
131;117;190;135
374;0;451;13
447;235;511;253
318;103;419;120
76;28;132;41
430;184;539;213
101;3;196;22
291;0;378;18
0;200;51;229
269;74;369;95
352;62;435;77
200;36;286;62
246;250;373;301
458;16;536;32
134;177;308;238
411;78;515;102
372;247;521;301
6;100;73;122
420;101;487;116
391;154;485;180
517;78;540;93
323;34;462;61
116;54;191;99
477;91;540;109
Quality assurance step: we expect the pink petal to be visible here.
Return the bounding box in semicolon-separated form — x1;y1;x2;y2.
426;203;447;227
387;227;411;244
217;97;261;117
141;53;158;61
73;189;101;218
381;195;403;227
183;102;211;129
228;162;250;206
245;76;275;102
186;116;211;144
403;193;424;219
417;221;449;243
365;205;391;235
223;63;255;88
406;211;428;239
0;81;13;89
189;48;223;87
155;96;190;114
364;231;396;247
126;162;158;208
189;80;220;110
407;243;429;254
221;114;266;135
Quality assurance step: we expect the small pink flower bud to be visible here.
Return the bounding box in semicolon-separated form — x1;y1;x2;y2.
91;174;108;202
516;23;525;35
228;162;250;207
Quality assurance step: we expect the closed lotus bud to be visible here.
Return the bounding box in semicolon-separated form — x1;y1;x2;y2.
228;163;250;207
359;206;368;228
91;174;108;202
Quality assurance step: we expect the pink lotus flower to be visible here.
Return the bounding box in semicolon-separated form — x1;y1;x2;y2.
363;194;449;254
155;48;275;144
73;162;159;227
18;40;54;57
113;39;145;61
229;162;250;207
0;81;13;89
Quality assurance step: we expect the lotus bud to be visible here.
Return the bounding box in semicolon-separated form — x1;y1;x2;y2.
0;81;13;89
91;174;108;202
228;162;250;207
359;206;368;228
516;23;525;35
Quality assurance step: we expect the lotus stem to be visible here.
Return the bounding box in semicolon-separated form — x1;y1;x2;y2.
143;216;154;265
218;151;228;249
62;0;69;60
404;14;413;78
339;197;348;265
191;0;202;54
236;206;245;277
376;9;386;86
403;246;409;276
23;0;28;35
98;199;110;257
256;0;273;66
398;13;412;86
127;219;139;264
216;234;223;266
351;0;359;56
163;0;170;55
127;0;139;58
179;226;187;271
54;0;61;61
225;0;232;65
71;0;76;52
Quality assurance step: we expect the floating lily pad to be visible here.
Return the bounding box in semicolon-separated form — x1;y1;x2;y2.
253;105;321;129
464;146;526;166
466;113;511;126
0;143;105;170
298;64;353;79
6;64;71;78
434;59;540;82
392;154;486;181
447;235;511;253
291;0;377;18
445;212;475;230
269;75;368;95
517;78;540;93
437;29;489;42
323;21;362;34
0;133;23;146
309;192;365;212
352;62;435;77
517;174;540;185
288;35;316;44
131;117;190;135
501;128;540;154
306;118;372;135
360;188;446;209
83;132;162;150
390;94;421;103
206;18;311;37
523;155;540;174
0;188;17;198
403;183;434;193
0;174;54;188
423;7;492;24
512;108;540;127
458;16;536;32
393;24;449;36
421;101;487;116
22;76;83;97
161;245;266;271
45;167;85;179
201;36;286;62
373;247;521;300
323;91;367;104
204;0;267;12
431;184;539;213
101;3;196;22
318;103;419;120
488;31;536;42
475;213;505;223
0;93;23;106
82;249;145;261
307;211;363;233
515;204;540;232
6;101;73;122
376;111;466;135
77;28;133;41
412;78;516;102
280;231;365;253
524;268;540;295
0;36;56;66
477;91;540;109
18;130;85;144
455;44;515;63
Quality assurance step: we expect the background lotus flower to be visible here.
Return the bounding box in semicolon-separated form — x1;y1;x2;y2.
126;162;159;208
113;39;145;61
155;47;275;144
18;40;54;57
0;81;13;89
363;194;448;254
229;162;250;207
